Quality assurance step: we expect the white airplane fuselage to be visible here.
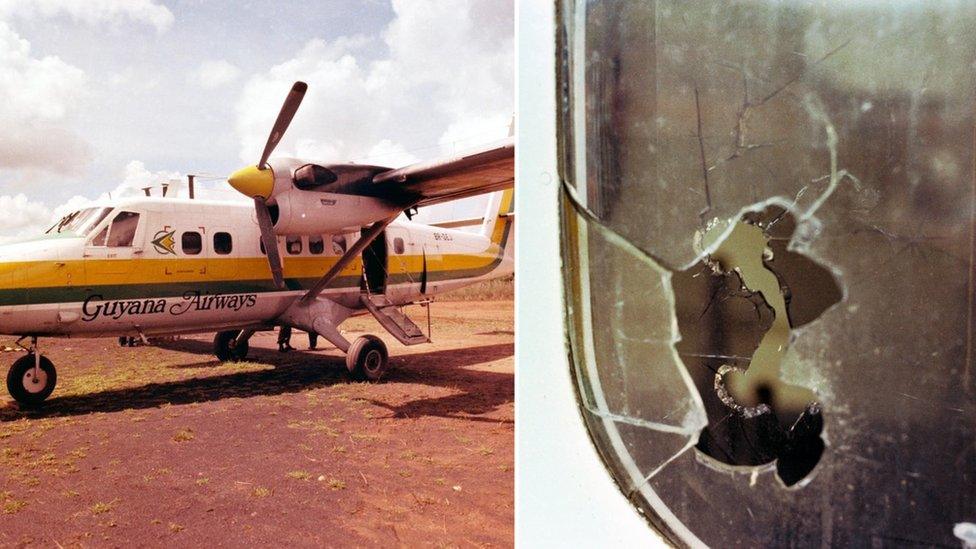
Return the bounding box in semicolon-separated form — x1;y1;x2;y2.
0;192;513;339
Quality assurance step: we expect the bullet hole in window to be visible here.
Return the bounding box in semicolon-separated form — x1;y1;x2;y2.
673;207;841;487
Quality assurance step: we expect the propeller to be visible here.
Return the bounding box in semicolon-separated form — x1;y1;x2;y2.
259;81;307;169
255;196;285;289
228;81;308;289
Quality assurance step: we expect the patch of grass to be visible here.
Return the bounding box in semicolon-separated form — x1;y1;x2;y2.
2;500;26;514
479;446;494;456
327;478;346;491
251;487;271;498
439;275;514;301
195;478;210;486
412;493;437;507
287;420;339;436
332;445;346;454
169;523;184;533
172;429;194;442
286;470;311;481
91;499;118;515
63;490;80;498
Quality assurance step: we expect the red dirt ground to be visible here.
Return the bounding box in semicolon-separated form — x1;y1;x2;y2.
0;300;513;548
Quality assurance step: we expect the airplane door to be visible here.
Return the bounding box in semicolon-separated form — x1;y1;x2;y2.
361;229;388;294
385;227;420;303
84;211;143;280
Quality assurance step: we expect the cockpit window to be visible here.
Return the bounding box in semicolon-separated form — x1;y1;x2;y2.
89;211;140;247
106;212;139;247
48;207;112;236
294;164;338;190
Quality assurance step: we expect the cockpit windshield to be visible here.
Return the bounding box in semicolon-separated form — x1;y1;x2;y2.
46;207;112;236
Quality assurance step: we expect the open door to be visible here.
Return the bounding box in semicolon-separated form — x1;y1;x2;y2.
361;229;387;294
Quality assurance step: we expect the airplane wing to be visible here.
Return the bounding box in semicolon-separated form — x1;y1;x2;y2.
371;137;514;207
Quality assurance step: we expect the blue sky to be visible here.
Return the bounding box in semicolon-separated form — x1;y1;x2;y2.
0;0;512;239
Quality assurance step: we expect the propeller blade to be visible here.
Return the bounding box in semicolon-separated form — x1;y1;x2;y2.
258;81;308;169
254;196;285;289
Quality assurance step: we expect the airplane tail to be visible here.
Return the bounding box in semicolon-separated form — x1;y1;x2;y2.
482;188;514;277
480;188;514;245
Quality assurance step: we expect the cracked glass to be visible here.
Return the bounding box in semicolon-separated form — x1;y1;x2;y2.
557;1;976;545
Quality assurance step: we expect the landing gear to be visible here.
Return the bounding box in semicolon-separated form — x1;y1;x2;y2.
213;330;250;362
346;335;389;381
6;353;57;407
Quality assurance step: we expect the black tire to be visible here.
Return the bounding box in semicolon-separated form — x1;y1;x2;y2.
6;354;57;407
213;330;249;362
345;335;389;381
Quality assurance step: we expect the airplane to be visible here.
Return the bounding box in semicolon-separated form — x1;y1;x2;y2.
0;81;514;407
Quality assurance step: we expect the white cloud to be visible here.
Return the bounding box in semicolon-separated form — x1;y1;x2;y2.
0;160;183;241
0;0;174;33
195;59;242;89
115;160;181;197
0;194;52;239
235;0;513;168
0;21;90;175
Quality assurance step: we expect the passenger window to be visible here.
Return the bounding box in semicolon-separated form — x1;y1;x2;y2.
309;235;325;255
393;237;405;254
182;232;202;255
90;226;109;247
332;235;347;254
106;212;140;247
214;232;232;255
286;235;303;255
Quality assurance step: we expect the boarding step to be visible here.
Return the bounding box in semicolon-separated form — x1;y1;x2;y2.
361;294;429;346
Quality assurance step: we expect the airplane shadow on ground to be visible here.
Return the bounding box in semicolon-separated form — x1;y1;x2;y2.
0;341;513;423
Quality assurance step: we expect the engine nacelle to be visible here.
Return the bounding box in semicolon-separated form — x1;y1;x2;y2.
268;189;402;235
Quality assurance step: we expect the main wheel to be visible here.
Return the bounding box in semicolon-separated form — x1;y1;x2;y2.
346;335;389;381
6;354;57;407
213;330;249;362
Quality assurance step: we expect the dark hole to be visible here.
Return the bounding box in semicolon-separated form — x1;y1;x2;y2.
755;383;774;406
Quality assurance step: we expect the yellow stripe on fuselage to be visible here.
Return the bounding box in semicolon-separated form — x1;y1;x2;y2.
0;250;501;291
0;188;513;293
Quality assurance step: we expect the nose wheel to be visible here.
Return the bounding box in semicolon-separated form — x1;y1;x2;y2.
346;335;389;381
6;353;57;407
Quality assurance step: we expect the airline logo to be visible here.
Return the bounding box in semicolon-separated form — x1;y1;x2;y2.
151;230;177;255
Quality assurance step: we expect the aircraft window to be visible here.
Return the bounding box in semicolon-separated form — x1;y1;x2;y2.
332;235;346;254
90;225;108;247
294;164;338;190
214;232;233;255
558;2;976;546
309;235;325;255
54;207;112;236
182;232;202;255
106;211;139;247
393;237;405;254
286;235;303;255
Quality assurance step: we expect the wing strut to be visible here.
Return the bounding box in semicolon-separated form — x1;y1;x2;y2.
300;214;400;304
